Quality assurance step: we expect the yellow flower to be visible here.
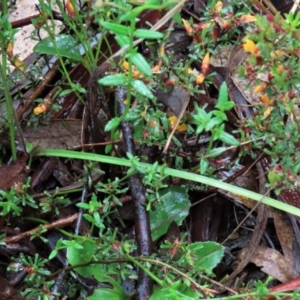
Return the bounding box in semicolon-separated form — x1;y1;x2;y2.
263;106;273;119
270;50;284;59
260;94;273;106
214;1;223;12
242;39;261;57
122;61;129;71
253;84;266;93
168;116;187;132
196;73;205;84
34;104;48;115
239;15;256;23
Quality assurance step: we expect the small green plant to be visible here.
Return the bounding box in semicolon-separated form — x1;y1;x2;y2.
0;178;37;216
192;81;240;174
40;189;70;215
240;11;300;193
9;253;58;300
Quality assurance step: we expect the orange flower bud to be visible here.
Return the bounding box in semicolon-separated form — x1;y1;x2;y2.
152;60;162;73
242;39;261;57
6;42;13;57
239;15;256;23
152;65;160;73
66;0;76;18
182;19;193;35
201;52;210;75
260;94;273;106
253;84;266;93
132;71;141;78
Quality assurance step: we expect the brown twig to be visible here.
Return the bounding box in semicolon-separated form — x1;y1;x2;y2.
116;86;153;300
4;214;78;244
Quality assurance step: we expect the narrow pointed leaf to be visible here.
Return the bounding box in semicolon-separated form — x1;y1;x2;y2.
100;21;129;36
129;52;152;77
134;29;163;39
98;74;127;86
132;80;155;99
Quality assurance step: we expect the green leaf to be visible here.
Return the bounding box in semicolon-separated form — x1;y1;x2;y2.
129;52;152;77
67;240;115;282
187;241;224;272
98;74;127;86
115;34;130;47
66;240;96;277
205;116;222;132
120;3;170;21
105;117;120;132
172;11;182;24
48;250;58;260
132;80;155;99
134;29;163;39
100;21;129;36
150;283;197;300
208;147;227;158
216;82;234;111
88;277;127;300
200;159;209;175
150;186;190;241
218;131;240;146
33;34;82;62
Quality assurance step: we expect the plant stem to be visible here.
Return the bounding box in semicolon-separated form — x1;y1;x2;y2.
36;148;300;218
124;254;164;287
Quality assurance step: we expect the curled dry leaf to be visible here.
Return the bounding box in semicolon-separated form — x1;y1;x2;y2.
240;245;294;282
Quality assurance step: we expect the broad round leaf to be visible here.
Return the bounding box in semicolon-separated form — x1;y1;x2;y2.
187;241;224;272
33;34;82;62
150;186;189;241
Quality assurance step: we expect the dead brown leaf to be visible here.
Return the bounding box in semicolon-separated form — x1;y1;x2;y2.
241;245;294;282
17;119;82;150
0;154;28;190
